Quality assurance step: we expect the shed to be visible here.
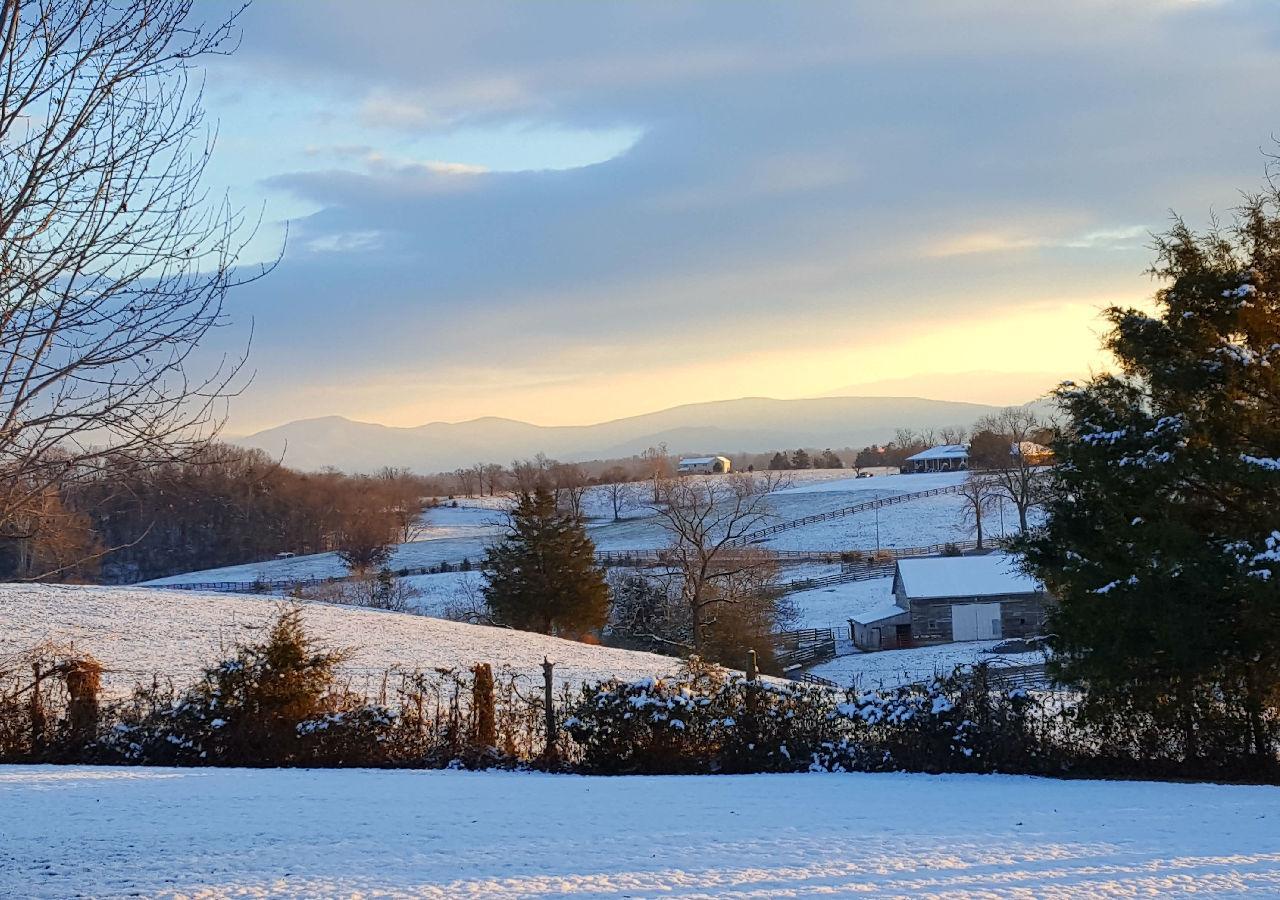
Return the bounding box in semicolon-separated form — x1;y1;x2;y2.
892;554;1051;644
849;603;912;651
903;444;969;474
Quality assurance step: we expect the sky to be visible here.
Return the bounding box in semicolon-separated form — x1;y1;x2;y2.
194;0;1280;434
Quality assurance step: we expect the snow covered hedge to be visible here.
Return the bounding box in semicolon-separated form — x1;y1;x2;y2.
564;658;1054;775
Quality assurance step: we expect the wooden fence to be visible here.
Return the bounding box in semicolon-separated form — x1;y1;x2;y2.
730;483;966;546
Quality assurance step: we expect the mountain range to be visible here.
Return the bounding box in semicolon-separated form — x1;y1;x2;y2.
235;394;1051;474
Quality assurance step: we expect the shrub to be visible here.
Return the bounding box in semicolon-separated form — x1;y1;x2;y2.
103;606;394;766
564;658;842;774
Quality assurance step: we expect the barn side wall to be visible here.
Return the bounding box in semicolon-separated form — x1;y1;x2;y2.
907;592;1052;643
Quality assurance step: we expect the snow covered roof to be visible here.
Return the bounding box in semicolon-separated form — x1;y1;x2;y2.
679;457;719;465
904;444;969;462
895;554;1042;600
850;602;910;625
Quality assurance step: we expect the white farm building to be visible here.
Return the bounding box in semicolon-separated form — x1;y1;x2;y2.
677;456;732;474
903;444;969;474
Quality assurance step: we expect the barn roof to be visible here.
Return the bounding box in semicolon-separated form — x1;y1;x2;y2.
895;554;1041;600
904;444;969;462
679;457;720;465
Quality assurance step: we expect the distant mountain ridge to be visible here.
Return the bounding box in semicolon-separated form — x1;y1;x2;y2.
235;395;1042;473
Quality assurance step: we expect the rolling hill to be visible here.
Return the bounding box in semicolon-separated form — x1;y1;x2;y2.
236;394;1021;473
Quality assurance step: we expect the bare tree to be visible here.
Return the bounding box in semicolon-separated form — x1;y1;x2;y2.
508;458;542;494
972;407;1047;532
0;0;270;566
4;0;1083;592
600;465;635;521
957;470;998;551
639;443;671;503
550;460;588;520
480;463;505;497
454;467;478;498
648;471;785;652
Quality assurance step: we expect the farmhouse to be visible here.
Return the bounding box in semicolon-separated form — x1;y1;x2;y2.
903;444;969;474
851;554;1051;650
677;456;732;474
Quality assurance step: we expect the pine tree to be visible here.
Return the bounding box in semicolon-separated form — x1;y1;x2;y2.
789;448;812;469
482;488;610;636
768;451;790;470
1020;186;1280;763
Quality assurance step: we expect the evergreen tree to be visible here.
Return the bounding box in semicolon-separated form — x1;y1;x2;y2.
482;488;610;636
768;451;790;470
1020;186;1280;764
789;448;812;469
819;449;844;469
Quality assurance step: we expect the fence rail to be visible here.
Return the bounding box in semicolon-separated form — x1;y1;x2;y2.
730;483;966;546
775;627;837;671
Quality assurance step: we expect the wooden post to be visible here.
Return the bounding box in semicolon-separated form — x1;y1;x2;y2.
746;649;758;682
472;663;496;749
65;657;103;749
541;657;557;766
29;662;45;753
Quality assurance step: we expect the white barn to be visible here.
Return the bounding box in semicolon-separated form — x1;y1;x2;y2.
677;456;732;474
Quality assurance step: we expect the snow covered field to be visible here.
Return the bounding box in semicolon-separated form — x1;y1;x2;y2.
0;584;685;698
3;765;1277;898
144;470;987;586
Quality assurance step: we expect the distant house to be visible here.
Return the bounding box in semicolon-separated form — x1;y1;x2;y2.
1012;441;1054;465
851;554;1052;650
677;456;732;474
903;444;969;474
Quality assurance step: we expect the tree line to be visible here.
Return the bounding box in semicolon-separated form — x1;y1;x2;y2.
0;444;431;584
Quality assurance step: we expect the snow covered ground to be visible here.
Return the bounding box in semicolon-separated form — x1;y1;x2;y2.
809;639;1044;690
0;584;685;698
3;765;1277;898
144;470;990;586
785;576;896;630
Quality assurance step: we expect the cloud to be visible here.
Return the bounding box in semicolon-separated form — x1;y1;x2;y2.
199;0;1280;431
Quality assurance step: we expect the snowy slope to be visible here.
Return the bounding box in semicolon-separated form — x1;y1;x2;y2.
0;584;686;698
4;765;1278;898
785;576;897;629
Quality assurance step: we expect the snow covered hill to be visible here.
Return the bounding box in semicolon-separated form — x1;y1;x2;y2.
0;584;686;699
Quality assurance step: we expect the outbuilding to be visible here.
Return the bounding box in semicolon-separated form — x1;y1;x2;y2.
849;603;912;651
677;456;732;474
892;554;1051;644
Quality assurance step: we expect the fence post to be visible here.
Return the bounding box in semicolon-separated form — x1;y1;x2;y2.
29;662;45;753
472;663;496;749
65;657;103;750
746;649;758;682
541;657;557;767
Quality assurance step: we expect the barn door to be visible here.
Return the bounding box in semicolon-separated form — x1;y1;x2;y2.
952;603;1002;641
